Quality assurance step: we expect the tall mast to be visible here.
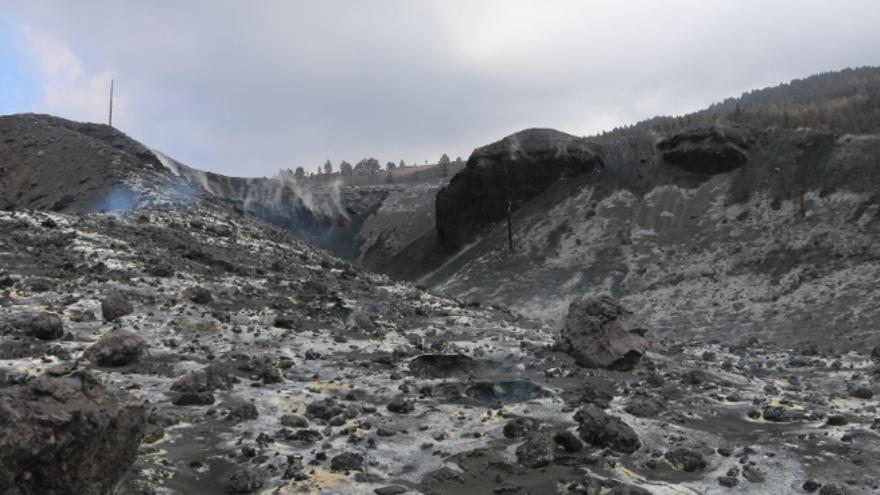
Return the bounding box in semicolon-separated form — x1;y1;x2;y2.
108;79;114;128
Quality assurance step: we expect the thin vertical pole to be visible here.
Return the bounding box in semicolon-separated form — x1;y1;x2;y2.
108;79;114;128
505;162;514;252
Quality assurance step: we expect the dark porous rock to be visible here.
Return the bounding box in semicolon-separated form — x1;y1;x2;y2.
436;128;604;249
818;484;850;495
552;429;583;453
386;396;415;414
375;486;408;495
226;468;263;494
574;404;640;454
187;286;213;304
803;480;822;492
0;371;145;495
718;475;739;487
826;414;848;426
223;397;259;422
23;312;64;340
624;396;665;417
503;416;541;439
515;435;555;468
85;330;147;367
280;414;309;428
848;385;874;399
330;452;364;472
762;405;809;422
558;296;648;371
306;398;345;421
656;125;749;175
101;292;133;322
664;448;707;472
286;428;323;445
145;262;174;278
170;363;236;405
742;465;766;483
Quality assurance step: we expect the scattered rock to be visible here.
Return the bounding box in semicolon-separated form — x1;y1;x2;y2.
387;396;415;414
664;448;707;472
574;405;640;454
557;296;648;370
187;286;213;304
22;312;64;340
101;292;133;321
515;435;555;468
226;468;263;494
330;452;364;472
85;330;147;367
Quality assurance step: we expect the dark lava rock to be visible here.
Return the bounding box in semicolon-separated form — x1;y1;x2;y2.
145;262;174;278
187;286;213;304
849;385;874;399
552;430;583;453
226;468;263;494
85;330;147;367
826;414;848;426
503;417;540;439
23;312;64;340
101;292;133;322
557;296;648;370
386;396;415;414
287;428;323;444
803;480;822;492
656;125;749;175
436;128;604;249
718;476;739;487
409;353;477;379
465;380;547;403
306;398;345;421
170;363;236;405
818;484;850;495
172;392;215;406
224;398;259;422
280;414;309;428
0;371;145;495
624;396;665;417
515;435;555;468
375;486;408;495
762;405;809;422
665;448;707;472
330;452;364;472
574;404;640;453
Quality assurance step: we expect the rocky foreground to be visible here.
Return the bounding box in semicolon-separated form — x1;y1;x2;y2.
1;204;878;495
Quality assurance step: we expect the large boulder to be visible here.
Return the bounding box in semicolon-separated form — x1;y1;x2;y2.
0;371;145;495
558;296;649;370
85;330;148;367
101;292;134;322
574;404;640;454
22;312;64;340
436;128;604;249
656;125;749;175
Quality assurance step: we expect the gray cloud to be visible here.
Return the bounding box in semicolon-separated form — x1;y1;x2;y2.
1;0;878;175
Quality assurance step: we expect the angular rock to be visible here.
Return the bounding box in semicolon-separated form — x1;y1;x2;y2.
226;468;263;494
85;330;147;367
330;452;364;472
574;405;640;454
101;292;133;322
23;312;64;340
515;435;555;468
558;296;649;370
0;371;145;495
664;448;707;472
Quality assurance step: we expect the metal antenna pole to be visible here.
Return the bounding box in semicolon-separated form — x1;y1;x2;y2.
108;79;114;128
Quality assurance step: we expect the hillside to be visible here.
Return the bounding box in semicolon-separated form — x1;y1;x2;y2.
606;66;880;137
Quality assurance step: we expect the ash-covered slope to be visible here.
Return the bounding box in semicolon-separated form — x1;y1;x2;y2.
1;113;878;494
402;125;880;352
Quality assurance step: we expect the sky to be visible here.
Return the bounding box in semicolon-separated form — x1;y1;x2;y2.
0;0;878;176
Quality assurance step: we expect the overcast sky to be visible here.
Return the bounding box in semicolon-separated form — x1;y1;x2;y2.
0;0;878;176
